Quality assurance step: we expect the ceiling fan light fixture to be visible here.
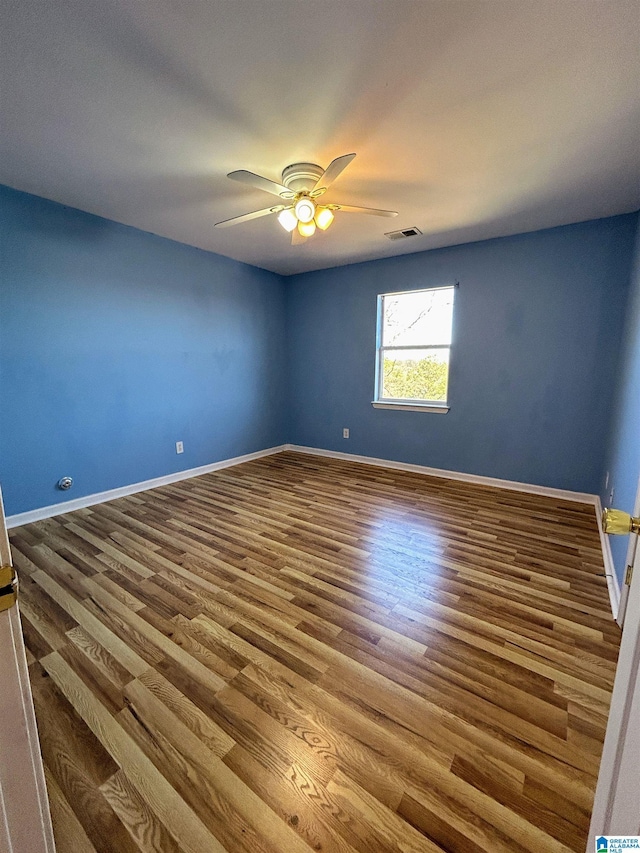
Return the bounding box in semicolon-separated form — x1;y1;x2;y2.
294;197;316;223
298;220;316;237
315;207;334;230
277;208;297;232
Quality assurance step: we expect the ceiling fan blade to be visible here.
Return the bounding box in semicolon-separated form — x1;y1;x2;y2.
331;204;398;217
227;170;293;198
214;205;283;228
313;153;356;192
291;228;307;246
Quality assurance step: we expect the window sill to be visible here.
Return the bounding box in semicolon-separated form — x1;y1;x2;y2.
371;401;450;414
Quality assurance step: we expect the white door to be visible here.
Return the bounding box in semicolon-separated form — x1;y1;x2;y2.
0;486;55;853
588;522;640;846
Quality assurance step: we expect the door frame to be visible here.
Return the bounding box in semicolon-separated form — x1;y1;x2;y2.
588;527;640;846
615;475;640;628
0;486;55;853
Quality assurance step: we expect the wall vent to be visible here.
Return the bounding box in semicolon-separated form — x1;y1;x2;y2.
384;226;422;241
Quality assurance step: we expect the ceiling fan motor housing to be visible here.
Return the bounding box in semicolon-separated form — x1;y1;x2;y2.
281;162;324;193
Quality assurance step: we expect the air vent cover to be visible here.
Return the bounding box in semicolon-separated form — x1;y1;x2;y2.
385;226;422;240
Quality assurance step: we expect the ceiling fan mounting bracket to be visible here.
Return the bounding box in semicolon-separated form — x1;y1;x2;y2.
281;162;324;194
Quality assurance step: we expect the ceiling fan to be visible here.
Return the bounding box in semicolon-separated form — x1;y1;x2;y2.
214;153;398;244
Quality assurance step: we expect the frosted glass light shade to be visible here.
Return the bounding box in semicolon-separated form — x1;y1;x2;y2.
298;220;316;237
315;207;334;230
294;197;316;223
277;208;297;232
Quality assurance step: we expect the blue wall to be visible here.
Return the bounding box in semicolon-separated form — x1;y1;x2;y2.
0;186;287;516
286;214;638;494
601;218;640;584
2;183;638;524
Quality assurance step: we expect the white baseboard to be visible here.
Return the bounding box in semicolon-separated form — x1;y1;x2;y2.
284;444;597;504
595;496;621;621
6;445;287;529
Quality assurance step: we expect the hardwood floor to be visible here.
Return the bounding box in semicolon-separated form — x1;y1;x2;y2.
10;451;619;853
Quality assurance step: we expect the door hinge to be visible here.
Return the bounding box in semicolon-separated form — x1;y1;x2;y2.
0;565;18;613
625;564;634;586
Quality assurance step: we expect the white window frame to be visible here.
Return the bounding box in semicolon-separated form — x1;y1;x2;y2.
372;285;455;413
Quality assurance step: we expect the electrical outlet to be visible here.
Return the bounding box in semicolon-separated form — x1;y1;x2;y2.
176;441;184;454
343;428;349;439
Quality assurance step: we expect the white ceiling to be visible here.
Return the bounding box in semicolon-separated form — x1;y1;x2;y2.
2;1;639;276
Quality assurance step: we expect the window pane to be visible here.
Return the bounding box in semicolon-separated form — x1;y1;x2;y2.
382;288;454;347
381;348;449;401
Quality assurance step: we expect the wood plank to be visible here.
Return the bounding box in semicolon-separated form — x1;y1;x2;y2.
100;770;181;853
40;651;229;853
13;452;619;853
44;765;97;853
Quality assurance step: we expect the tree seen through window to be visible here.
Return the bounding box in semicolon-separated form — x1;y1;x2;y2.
376;287;454;404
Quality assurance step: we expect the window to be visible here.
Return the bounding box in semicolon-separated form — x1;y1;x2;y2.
373;285;455;412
